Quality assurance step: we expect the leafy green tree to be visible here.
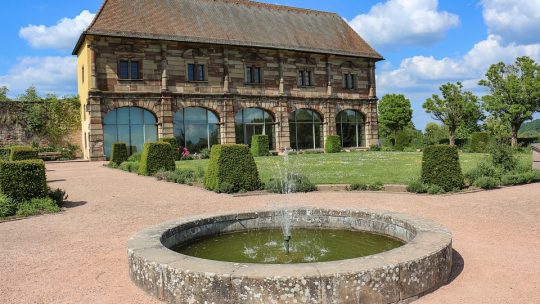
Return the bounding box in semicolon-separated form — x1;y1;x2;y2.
378;94;413;144
423;82;482;146
484;116;511;142
0;86;10;101
479;56;540;146
17;85;41;102
424;122;449;146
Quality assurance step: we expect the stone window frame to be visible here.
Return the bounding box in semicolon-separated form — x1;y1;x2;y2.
185;60;209;83
341;69;359;90
117;57;143;81
244;64;264;85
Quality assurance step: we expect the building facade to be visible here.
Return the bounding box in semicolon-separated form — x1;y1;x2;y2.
74;0;383;160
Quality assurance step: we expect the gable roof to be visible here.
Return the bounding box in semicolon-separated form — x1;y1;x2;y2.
73;0;383;60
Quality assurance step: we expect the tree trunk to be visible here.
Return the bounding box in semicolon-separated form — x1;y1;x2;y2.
393;129;397;146
511;124;518;147
449;128;456;146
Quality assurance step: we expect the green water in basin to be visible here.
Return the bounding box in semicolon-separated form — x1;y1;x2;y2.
172;229;405;264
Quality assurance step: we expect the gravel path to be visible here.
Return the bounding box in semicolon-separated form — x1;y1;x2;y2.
0;161;539;304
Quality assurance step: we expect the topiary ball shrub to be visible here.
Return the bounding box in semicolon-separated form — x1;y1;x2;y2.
421;145;464;192
0;147;10;161
250;135;270;157
204;144;261;193
0;194;16;217
138;142;176;176
10;146;39;161
160;137;180;160
325;135;341;153
110;142;128;165
470;132;491;153
0;160;48;202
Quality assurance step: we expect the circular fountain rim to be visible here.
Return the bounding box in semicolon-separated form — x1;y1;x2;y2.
128;208;452;277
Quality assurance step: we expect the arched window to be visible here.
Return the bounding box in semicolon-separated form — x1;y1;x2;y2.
173;107;220;153
289;109;323;150
235;108;275;149
103;107;158;159
336;110;366;148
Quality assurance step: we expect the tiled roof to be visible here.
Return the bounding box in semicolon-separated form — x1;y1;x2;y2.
73;0;383;60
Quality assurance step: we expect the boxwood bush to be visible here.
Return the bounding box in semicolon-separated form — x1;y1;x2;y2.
421;145;464;192
250;135;270;157
0;147;10;161
0;160;48;202
138;142;176;176
110;142;128;165
204;144;261;193
10;146;39;161
325;135;341;153
160;137;180;160
470;132;490;153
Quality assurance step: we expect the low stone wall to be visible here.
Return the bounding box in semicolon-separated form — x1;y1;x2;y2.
128;208;452;304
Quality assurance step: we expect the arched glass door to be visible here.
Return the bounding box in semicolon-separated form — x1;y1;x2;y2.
103;107;158;159
289;109;323;150
336;110;366;148
173;107;220;153
235;108;275;150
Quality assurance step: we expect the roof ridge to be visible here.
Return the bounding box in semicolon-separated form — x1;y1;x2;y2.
201;0;337;16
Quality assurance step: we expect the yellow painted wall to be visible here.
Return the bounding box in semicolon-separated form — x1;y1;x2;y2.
77;37;92;159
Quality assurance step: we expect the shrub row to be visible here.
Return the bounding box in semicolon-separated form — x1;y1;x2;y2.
155;169;197;185
265;173;317;193
348;182;384;191
470;132;491;153
204;144;261;193
10;146;39;161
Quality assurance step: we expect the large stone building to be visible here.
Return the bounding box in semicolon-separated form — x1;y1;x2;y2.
74;0;383;160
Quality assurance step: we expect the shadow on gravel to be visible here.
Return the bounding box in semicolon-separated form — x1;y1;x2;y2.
63;201;87;209
447;249;465;284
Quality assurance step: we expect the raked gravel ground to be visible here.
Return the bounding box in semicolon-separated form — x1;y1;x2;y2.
0;161;539;304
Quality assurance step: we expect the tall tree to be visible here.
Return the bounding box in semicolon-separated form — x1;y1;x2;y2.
423;82;481;146
479;56;540;146
0;86;9;101
17;85;41;102
424;122;449;146
378;94;413;144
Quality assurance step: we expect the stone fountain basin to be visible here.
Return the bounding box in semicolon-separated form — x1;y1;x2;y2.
128;208;452;304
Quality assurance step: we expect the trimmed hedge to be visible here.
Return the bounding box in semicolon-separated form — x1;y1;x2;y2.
325;135;341;153
138;142;176;176
250;135;270;157
0;148;10;161
470;132;490;153
204;144;261;193
0;160;48;202
10;146;39;161
421;145;464;192
160;137;180;160
110;142;128;165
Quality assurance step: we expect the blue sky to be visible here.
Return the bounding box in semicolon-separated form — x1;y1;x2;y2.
1;0;539;129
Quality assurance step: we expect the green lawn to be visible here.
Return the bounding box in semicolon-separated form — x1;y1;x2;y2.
176;151;532;185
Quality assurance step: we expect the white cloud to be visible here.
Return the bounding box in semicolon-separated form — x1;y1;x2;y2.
482;0;540;45
349;0;459;49
19;10;95;50
0;56;77;96
378;35;540;90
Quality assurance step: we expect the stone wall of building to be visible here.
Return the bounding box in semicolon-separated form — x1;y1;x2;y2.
82;36;380;160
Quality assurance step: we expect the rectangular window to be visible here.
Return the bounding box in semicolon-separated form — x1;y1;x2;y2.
187;63;195;81
245;66;262;84
343;73;356;90
298;70;313;86
187;63;206;82
118;60;140;80
197;64;205;81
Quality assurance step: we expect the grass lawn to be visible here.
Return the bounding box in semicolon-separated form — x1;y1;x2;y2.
176;151;532;185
